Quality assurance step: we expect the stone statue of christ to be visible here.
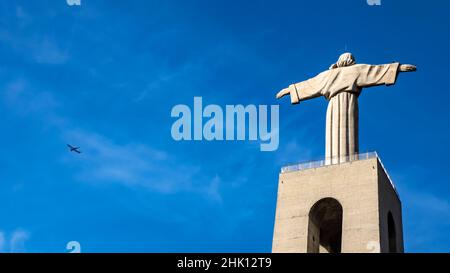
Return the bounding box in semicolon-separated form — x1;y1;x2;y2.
276;53;416;164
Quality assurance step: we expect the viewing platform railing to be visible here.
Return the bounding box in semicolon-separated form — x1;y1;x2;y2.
280;151;399;198
280;151;378;173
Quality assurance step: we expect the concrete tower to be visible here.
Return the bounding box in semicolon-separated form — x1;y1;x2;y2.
272;153;403;253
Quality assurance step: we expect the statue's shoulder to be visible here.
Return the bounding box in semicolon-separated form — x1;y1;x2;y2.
339;64;368;72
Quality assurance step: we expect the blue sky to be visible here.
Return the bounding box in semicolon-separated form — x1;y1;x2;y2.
0;0;449;253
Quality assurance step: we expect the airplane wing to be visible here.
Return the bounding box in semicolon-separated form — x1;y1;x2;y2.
67;144;81;153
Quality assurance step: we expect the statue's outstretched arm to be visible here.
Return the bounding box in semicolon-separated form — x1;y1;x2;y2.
399;64;417;72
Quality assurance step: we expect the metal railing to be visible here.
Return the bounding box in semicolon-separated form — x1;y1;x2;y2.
280;151;399;199
280;151;378;173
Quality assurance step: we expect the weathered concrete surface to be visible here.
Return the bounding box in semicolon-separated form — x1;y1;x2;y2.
272;157;403;253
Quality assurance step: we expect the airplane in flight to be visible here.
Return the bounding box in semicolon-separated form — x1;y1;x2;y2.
67;144;82;154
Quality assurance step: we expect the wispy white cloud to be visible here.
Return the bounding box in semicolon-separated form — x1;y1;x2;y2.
33;38;69;65
9;229;30;253
16;6;28;21
404;192;450;252
3;78;60;115
0;5;69;65
15;5;32;27
2;76;224;202
4;78;26;101
391;167;450;252
408;191;450;215
63;128;222;201
133;68;188;103
204;175;222;203
0;229;30;253
0;31;69;64
0;232;5;253
275;137;313;166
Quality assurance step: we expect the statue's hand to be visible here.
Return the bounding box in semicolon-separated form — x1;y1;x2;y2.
399;64;417;72
276;88;290;99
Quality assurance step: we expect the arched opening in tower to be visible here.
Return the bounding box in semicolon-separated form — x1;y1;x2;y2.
307;197;343;253
388;211;397;253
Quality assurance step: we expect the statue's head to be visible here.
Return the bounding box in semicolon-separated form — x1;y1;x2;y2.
329;52;356;69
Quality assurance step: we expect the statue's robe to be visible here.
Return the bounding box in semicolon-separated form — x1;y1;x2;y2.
285;63;400;164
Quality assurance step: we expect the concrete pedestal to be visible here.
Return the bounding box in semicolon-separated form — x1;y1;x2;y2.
272;155;403;253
